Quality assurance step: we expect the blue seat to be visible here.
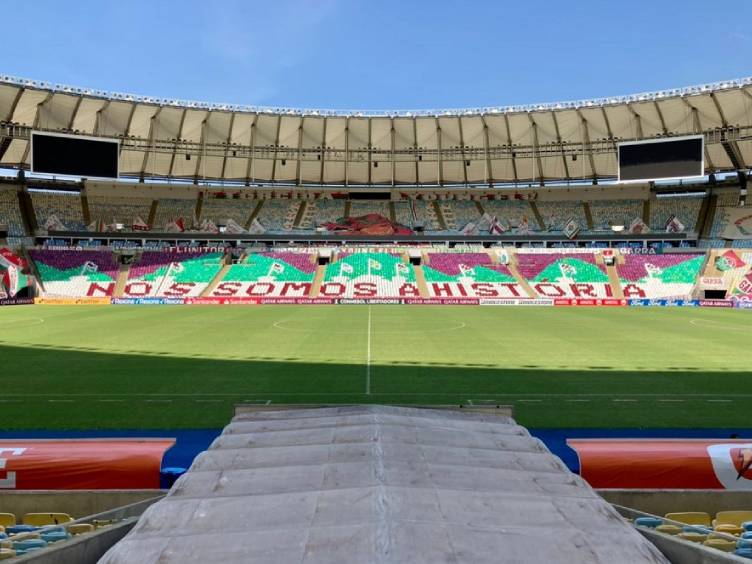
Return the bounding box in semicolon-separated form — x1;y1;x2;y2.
735;548;752;560
6;525;37;534
744;522;752;532
635;516;663;528
41;530;69;543
12;539;47;551
743;532;752;539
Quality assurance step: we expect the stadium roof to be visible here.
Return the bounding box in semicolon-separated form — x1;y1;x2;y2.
98;405;669;564
1;75;752;186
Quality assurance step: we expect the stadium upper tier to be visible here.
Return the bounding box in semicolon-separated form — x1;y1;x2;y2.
1;75;751;185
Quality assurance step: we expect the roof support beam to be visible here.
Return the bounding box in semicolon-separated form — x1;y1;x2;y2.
625;103;644;139
503;113;518;184
21;92;54;165
435;118;444;187
527;113;544;186
244;114;258;185
709;92;745;169
344;117;350;187
193;115;209;183
140;107;163;179
457;117;468;186
319;117;327;185
390;118;396;187
653;101;668;135
367;118;373;186
269;115;283;184
295;118;304;186
219;112;236;180
576;110;597;180
550;111;570;180
93;100;111;136
120;102;138;157
4;87;24;122
66;95;84;131
168;109;188;178
479;116;493;188
412;117;420;186
681;98;715;171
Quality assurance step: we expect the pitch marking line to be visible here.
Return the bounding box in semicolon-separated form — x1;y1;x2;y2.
3;392;750;398
366;305;372;395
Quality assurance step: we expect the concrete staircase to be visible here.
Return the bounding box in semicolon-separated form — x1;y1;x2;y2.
201;264;231;297
309;264;327;297
113;263;130;297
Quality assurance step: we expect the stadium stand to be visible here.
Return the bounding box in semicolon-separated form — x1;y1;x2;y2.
97;405;670;564
320;251;419;298
348;200;390;218
589;200;644;231
617;253;705;299
252;199;299;231
423;251;526;298
482;200;535;230
303;199;345;229
124;251;223;297
516;251;614;298
649;196;703;232
30;249;119;297
444;200;481;230
87;196;154;229
198;198;256;227
30;192;86;231
393;200;441;231
152;198;197;230
0;188;26;238
211;251;317;297
537;201;589;232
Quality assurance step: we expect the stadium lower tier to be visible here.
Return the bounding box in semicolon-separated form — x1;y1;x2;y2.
20;247;752;302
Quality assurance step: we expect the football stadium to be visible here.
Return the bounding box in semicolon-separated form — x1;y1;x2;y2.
1;3;752;562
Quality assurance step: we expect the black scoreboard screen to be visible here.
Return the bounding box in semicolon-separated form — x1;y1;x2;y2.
31;132;119;179
618;135;703;182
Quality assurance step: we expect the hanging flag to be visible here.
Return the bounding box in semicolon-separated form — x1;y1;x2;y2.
716;250;745;271
132;217;150;231
458;263;476;277
248;219;266;235
340;262;354;275
629;217;650;235
559;261;577;279
225;219;247;234
43;214;66;231
644;263;663;278
563;219;580;239
665;215;685;233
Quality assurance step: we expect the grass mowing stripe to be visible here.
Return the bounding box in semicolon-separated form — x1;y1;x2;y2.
1;305;751;430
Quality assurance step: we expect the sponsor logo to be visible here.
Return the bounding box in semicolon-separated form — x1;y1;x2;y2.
480;298;554;306
707;444;752;490
111;298;184;305
0;297;34;307
35;297;110;305
699;299;734;308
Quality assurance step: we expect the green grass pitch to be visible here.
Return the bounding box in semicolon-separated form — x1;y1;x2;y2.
1;305;750;430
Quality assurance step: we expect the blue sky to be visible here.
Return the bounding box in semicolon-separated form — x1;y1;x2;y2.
5;0;751;111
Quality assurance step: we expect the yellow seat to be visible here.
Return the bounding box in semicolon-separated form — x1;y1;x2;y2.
0;515;14;528
714;523;743;536
678;532;707;543
0;542;11;550
665;512;711;526
68;523;94;535
0;549;15;561
655;524;682;535
703;538;737;552
714;510;752;527
22;513;73;527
